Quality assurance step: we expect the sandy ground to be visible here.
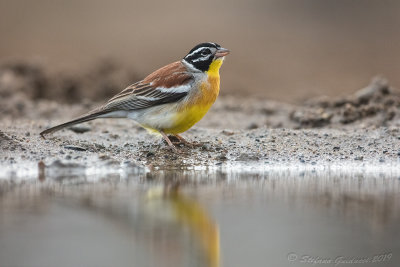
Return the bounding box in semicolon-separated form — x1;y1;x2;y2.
1;62;400;178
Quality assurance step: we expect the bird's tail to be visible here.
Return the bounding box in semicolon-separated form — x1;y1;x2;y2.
40;110;108;138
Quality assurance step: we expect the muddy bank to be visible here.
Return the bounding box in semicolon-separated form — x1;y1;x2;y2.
1;62;400;174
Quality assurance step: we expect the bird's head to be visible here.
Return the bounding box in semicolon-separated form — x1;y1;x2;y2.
183;42;230;73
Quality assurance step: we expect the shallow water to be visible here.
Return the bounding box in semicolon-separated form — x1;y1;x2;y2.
1;163;400;267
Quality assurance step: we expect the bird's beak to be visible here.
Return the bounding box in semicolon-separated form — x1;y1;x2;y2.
215;48;230;58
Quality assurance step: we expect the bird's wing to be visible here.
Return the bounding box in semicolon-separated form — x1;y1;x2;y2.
100;61;193;112
39;61;193;137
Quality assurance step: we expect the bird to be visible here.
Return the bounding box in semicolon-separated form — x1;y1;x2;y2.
40;42;230;151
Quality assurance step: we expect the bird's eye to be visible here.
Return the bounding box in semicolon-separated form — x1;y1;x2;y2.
201;49;211;56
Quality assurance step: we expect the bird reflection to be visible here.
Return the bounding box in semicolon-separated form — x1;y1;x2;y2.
144;184;220;267
61;182;221;267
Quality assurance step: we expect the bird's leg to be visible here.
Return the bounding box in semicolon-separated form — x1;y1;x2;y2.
173;134;202;147
160;131;178;152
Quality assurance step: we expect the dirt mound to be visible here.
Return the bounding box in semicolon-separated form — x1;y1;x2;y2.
0;60;136;98
290;77;400;128
0;61;140;117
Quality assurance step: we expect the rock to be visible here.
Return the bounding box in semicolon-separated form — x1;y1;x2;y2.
64;145;86;151
290;108;333;128
354;77;389;104
216;154;228;161
69;125;91;134
236;153;259;161
247;123;259;129
221;130;234;136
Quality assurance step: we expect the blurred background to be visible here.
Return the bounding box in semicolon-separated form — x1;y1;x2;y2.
1;0;400;102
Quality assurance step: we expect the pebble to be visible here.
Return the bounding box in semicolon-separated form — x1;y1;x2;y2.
146;150;155;157
64;145;86;151
221;130;234;136
247;123;259;130
69;125;91;134
236;153;259;161
98;154;110;160
216;154;228;161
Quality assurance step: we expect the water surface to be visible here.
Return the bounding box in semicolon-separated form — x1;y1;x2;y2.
1;163;399;267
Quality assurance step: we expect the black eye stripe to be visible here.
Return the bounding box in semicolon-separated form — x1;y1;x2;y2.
201;49;211;55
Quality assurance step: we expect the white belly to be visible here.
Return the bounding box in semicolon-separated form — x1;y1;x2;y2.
126;103;179;131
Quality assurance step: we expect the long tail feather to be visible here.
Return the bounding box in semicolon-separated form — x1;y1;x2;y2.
40;111;107;138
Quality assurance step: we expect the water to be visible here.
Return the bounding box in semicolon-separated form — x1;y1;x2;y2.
0;163;399;267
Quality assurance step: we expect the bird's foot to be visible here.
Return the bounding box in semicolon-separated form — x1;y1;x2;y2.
172;134;202;148
160;131;180;153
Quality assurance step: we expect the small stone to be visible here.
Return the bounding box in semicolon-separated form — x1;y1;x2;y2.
64;145;86;151
98;154;110;160
146;150;155;157
69;125;91;134
236;153;259;161
94;144;105;150
109;134;119;139
216;154;228;161
247;123;259;130
201;144;211;151
221;130;234;136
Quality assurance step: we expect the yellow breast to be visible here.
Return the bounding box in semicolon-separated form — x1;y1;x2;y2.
163;59;223;134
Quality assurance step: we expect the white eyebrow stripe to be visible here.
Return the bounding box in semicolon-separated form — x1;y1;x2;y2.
192;55;212;62
186;48;203;58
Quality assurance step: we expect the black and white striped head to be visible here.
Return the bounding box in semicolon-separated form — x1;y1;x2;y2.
183;42;230;72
